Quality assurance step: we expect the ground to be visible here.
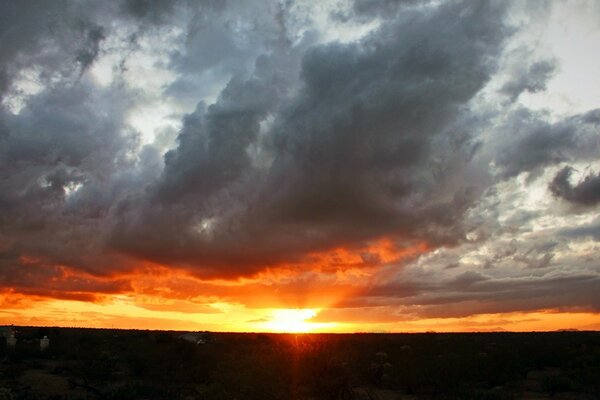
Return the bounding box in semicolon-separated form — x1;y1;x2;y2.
1;328;599;399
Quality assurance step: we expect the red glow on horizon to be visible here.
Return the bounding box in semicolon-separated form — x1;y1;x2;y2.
1;240;598;333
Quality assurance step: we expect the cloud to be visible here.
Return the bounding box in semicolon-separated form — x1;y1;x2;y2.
549;166;600;207
350;0;421;19
0;78;144;274
111;0;511;276
559;216;600;241
0;1;118;95
75;24;106;73
340;270;600;318
491;108;600;179
500;59;557;101
121;0;181;23
0;251;131;301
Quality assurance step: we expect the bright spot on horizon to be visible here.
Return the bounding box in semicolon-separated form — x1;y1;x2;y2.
262;309;325;333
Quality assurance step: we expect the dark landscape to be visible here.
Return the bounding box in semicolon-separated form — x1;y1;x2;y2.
1;327;599;400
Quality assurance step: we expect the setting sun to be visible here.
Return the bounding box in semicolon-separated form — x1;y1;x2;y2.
261;309;334;333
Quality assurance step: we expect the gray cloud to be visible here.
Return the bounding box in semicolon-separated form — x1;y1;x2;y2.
559;216;600;241
493;108;600;179
121;0;181;23
549;166;600;207
0;1;116;94
350;0;422;19
0;0;180;283
110;0;512;276
342;270;600;318
500;59;557;101
0;79;142;277
75;24;106;73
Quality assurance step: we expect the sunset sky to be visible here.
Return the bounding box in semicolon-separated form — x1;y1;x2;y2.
1;0;599;333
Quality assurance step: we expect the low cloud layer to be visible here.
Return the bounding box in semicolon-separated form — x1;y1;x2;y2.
1;0;599;326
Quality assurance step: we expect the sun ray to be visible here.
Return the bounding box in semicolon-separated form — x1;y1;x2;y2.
260;308;337;333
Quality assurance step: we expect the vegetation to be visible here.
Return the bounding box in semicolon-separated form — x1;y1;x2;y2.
1;328;599;399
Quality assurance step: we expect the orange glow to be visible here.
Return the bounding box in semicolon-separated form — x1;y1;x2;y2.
1;291;599;333
265;309;318;333
299;238;430;272
1;241;599;333
257;309;338;333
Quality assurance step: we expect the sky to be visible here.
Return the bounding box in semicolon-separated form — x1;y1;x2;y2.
1;0;599;333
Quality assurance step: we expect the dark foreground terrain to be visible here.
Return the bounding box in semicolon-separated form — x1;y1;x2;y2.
1;327;599;400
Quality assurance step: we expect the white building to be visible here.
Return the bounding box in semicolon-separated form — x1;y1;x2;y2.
178;332;206;345
40;335;50;351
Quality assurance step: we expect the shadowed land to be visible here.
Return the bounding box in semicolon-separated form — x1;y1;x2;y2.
1;327;599;399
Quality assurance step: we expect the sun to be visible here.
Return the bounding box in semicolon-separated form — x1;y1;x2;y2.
263;308;320;333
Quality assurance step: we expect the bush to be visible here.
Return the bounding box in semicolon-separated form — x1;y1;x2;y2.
542;375;575;394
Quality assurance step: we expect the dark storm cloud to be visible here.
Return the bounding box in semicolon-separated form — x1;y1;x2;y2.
0;1;115;92
350;0;421;18
493;108;600;179
111;0;511;276
0;79;142;276
2;0;300;282
0;69;9;99
342;271;600;317
122;0;181;23
424;273;600;316
0;0;184;280
549;166;600;207
162;1;296;109
75;24;106;73
0;1;159;291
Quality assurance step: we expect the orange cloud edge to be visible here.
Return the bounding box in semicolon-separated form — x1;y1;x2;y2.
2;239;599;333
